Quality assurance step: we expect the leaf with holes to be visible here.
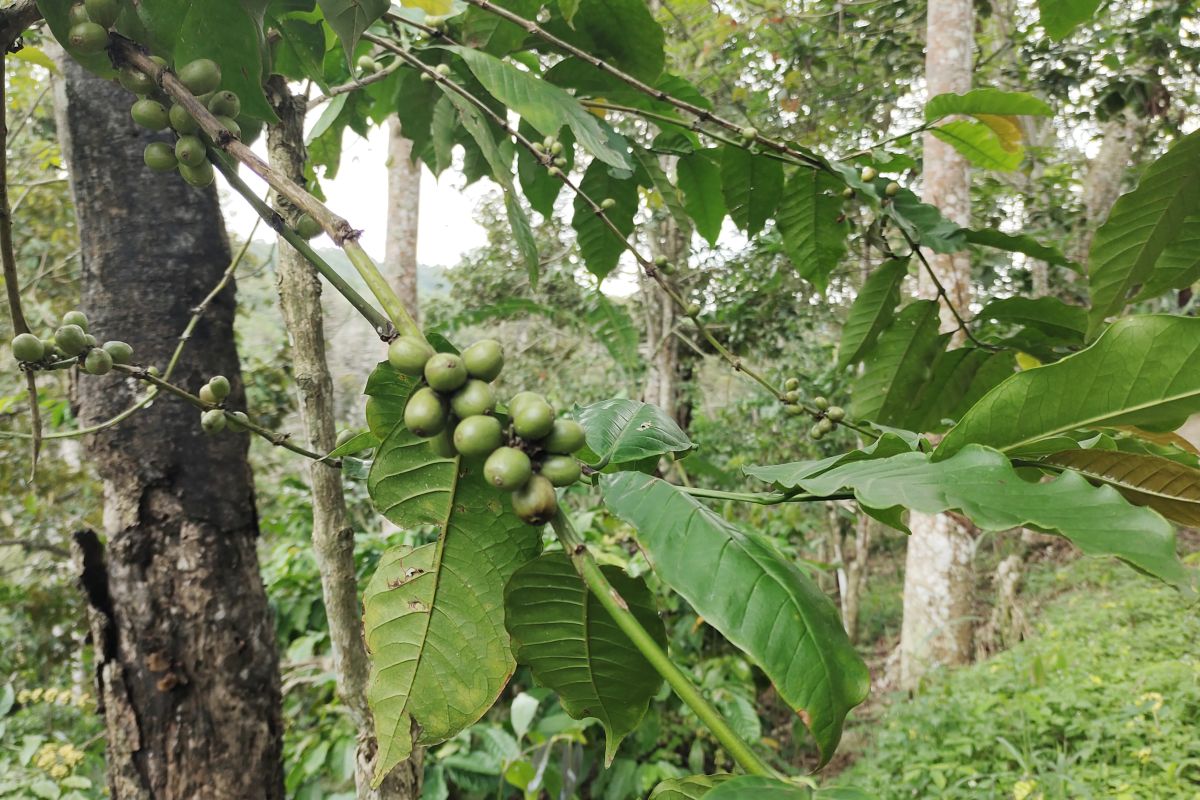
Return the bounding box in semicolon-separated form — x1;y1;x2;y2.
1087;129;1200;337
837;259;908;369
364;425;540;785
504;553;665;764
574;398;692;469
720;146;783;236
937;315;1200;459
601;473;870;766
1041;449;1200;527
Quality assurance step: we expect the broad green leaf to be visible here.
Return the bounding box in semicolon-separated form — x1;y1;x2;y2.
601;474;871;765
962;228;1074;268
649;775;733;800
837;258;908;369
974;296;1087;342
776;171;848;291
517;120;573;217
545;0;665;82
1038;0;1101;39
1087;129;1200;337
925;89;1053;122
1041;449;1200;526
905;348;1016;432
720;146;784;236
365;425;541;784
938;316;1200;458
885;189;966;253
13;46;56;72
461;0;539;54
572;160;638;280
270;14;330;87
632;147;692;237
790;445;1190;588
931;120;1023;171
705;776;812;799
849;300;947;425
364;362;417;439
574;399;692;468
36;0;114;75
676;151;725;245
326;430;379;458
1132;212;1200;302
449;46;631;171
175;0;277;121
504;553;665;763
744;433;918;490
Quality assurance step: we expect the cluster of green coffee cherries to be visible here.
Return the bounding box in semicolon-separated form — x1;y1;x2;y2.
779;378;845;440
388;336;587;526
195;375;249;435
9;311;132;376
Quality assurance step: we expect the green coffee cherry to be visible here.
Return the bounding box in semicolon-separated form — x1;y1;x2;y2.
227;411;250;431
817;417;834;435
826;406;845;422
512;397;555;440
62;310;88;331
435;63;451;77
784;404;804;416
357;55;379;74
84;0;119;27
83;334;98;348
214;116;241;139
169;104;199;135
178;59;222;95
295;214;323;240
207;90;241;117
11;333;44;363
117;66;155;95
450;379;496;418
740;126;758;141
511;474;558;525
600;198;616;210
453;415;503;458
484;447;532;491
84;347;113;375
131;99;169;131
462;339;504;381
207;375;231;401
175;136;206;168
40;338;59;358
67;4;89;26
102;340;133;365
55;324;88;357
685;303;701;317
508;391;542;414
201;408;227;434
539;455;581;487
388;336;434;376
809;424;825;440
885;181;900;197
144;142;178;172
179;161;214;188
784;377;800;392
860;166;878;182
198;384;218;405
68;22;108;53
405;387;448;437
784;390;800;403
841;187;854;198
541;419;586;454
813;396;830;411
424;353;468;393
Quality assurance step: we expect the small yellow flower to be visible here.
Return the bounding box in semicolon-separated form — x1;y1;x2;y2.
49;764;69;780
1133;747;1152;764
43;688;58;703
1012;779;1038;800
29;688;43;702
1139;692;1164;712
1089;674;1104;686
16;689;31;704
57;744;74;758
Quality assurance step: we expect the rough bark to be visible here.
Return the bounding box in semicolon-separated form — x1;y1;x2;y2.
901;0;977;691
834;512;873;644
56;60;284;799
642;203;693;429
1074;110;1145;267
384;123;421;317
266;79;422;800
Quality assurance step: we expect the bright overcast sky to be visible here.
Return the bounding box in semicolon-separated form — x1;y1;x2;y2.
220;122;491;268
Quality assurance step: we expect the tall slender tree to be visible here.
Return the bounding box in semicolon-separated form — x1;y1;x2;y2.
55;60;284;798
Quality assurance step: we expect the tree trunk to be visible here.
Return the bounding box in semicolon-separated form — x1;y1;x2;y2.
834;512;873;644
900;0;976;691
642;205;692;429
56;60;284;799
266;80;422;800
385;122;421;317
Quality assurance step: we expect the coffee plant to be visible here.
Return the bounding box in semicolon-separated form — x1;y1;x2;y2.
4;0;1198;796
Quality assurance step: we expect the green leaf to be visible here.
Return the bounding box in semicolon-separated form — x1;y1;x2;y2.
504;553;665;764
317;0;388;55
720;146;784;236
364;362;417;439
849;300;947;425
776;171;848;290
517;120;573;217
1038;0;1101;39
174;0;277;121
572;160;639;281
545;0;665;82
461;0;539;54
574;399;692;468
905;348;1016;432
938;315;1200;458
837;258;908;369
649;775;733;800
1087;129;1200;337
962;228;1074;267
925;89;1053;121
744;433;918;490
326;430;379;458
36;0;114;75
788;445;1190;588
931;120;1023;171
705;776;812;799
974;296;1087;342
601;473;870;765
676;151;725;246
632;147;692;238
1041;449;1200;527
364;424;541;785
1132;212;1200;301
885;189;966;253
449;46;631;171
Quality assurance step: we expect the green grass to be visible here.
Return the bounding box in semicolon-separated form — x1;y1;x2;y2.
832;559;1200;799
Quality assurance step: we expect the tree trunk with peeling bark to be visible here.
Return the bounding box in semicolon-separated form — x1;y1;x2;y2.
57;59;284;800
266;79;422;800
901;0;977;691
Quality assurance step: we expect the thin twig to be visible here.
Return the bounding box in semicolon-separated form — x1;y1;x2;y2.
307;58;404;110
